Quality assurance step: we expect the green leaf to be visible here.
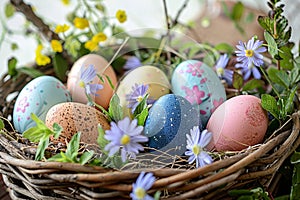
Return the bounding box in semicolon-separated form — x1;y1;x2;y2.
267;67;289;89
214;43;235;54
231;2;244;21
48;152;67;162
104;74;115;90
11;43;18;51
135;107;149;126
52;53;68;82
261;94;279;120
258;16;273;34
52;123;63;139
264;31;278;58
35;137;49;160
108;94;124;122
291;163;300;200
5;3;15;18
290;64;300;85
242;79;264;91
133;94;149;117
154;191;161;200
79;151;94;165
97;125;109;150
279;46;294;70
291;152;300;164
285;86;297;115
65;132;80;160
0;119;4;131
18;67;44;78
8;57;18;77
232;71;243;90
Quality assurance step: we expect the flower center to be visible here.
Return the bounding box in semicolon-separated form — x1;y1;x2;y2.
136;95;143;102
121;134;130;145
245;49;254;57
216;67;224;76
134;187;146;199
79;80;85;88
192;145;201;155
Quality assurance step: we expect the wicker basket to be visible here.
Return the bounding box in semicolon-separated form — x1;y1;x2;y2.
0;62;299;200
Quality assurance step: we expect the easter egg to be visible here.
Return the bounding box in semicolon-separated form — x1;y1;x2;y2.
206;95;268;151
116;65;171;115
45;102;110;144
171;60;226;126
13;76;71;133
144;94;200;156
67;54;117;109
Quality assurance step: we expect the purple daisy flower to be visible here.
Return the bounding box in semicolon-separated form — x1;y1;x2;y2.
79;65;103;96
235;37;267;80
215;54;233;85
124;56;142;70
126;83;154;113
185;127;213;168
104;117;148;162
130;171;155;200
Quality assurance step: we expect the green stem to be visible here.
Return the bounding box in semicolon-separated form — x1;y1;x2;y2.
259;67;281;98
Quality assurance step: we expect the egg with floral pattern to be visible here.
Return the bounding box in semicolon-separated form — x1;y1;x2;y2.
144;94;200;156
171;60;226;126
13;76;71;133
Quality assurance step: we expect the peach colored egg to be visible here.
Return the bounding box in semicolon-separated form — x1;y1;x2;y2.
45;102;110;144
206;95;268;151
67;54;117;109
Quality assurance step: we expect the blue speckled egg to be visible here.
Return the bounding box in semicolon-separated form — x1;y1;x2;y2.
144;94;200;156
171;60;226;126
13;76;72;133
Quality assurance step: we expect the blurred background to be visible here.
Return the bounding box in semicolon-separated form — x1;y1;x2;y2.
0;0;299;78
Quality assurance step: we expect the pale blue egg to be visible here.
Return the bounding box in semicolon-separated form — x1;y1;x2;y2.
144;94;200;156
171;60;226;126
13;76;72;133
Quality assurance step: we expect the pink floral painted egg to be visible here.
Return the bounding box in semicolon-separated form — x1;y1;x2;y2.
171;60;226;126
13;76;71;133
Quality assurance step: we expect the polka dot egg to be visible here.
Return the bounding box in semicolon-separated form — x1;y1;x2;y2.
13;76;71;133
144;94;200;156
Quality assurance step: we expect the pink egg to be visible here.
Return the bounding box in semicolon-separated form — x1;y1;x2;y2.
67;54;117;109
206;95;268;151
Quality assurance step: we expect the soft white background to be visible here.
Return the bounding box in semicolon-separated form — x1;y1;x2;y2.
0;0;299;78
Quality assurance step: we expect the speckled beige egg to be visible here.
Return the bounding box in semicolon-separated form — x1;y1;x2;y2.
116;65;171;115
67;54;117;109
45;102;110;144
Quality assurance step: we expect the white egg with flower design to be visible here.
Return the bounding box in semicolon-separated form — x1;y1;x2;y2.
171;60;226;126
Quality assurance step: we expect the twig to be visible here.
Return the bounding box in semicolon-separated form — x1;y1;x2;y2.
173;0;190;26
10;0;73;66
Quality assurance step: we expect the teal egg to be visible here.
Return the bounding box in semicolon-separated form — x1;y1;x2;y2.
171;60;226;126
13;76;72;133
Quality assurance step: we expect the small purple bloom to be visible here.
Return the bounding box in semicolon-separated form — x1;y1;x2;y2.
235;37;267;80
124;56;142;70
185;127;213;168
79;65;103;96
126;84;154;113
215;54;233;85
130;171;155;200
104;117;148;162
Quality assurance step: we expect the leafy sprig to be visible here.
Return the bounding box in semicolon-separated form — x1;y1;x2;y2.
23;113;62;160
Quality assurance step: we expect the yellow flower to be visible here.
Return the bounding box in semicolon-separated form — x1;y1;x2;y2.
51;40;63;53
92;32;107;43
61;0;70;5
36;54;51;66
84;40;99;52
55;24;70;33
35;44;43;55
73;17;89;29
116;10;127;23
